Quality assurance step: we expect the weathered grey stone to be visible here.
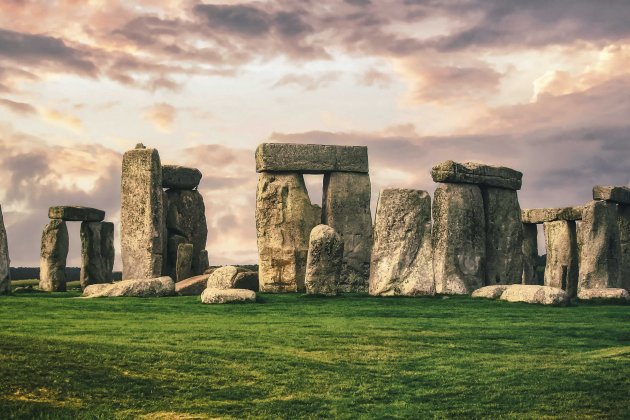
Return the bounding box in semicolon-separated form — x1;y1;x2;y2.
577;288;630;302
483;188;523;285
322;172;372;292
522;224;539;285
80;221;115;289
121;147;164;280
500;285;569;306
175;274;209;296
471;285;509;299
166;189;208;275
39;219;69;292
255;143;369;173
48;206;105;222
206;266;258;291
578;200;621;290
162;165;202;190
0;205;10;294
369;189;434;296
431;160;522;190
256;173;321;292
521;207;582;224
201;287;256;304
161;190;169;276
83;276;175;298
543;221;579;297
593;185;630;205
198;250;210;274
618;205;630;292
432;183;486;294
175;243;193;282
305;225;343;296
166;233;186;278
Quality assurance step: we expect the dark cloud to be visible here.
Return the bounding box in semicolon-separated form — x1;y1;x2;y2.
194;4;272;37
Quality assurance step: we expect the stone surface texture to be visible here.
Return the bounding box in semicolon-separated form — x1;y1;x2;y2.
83;276;175;298
207;265;259;291
369;189;435;296
322;172;373;292
483;188;523;285
577;288;630;302
165;189;208;275
0;206;10;294
162;165;202;190
522;223;539;285
579;200;621;290
432;183;486;294
543;220;579;297
431;161;522;190
198;250;210;274
175;274;210;296
121;147;164;280
201;287;256;304
500;285;569;306
80;221;115;289
593;185;630;205
255;143;368;173
175;243;193;281
618;204;630;292
305;224;343;296
521;207;583;224
471;285;509;299
39;219;69;292
48;206;105;222
256;173;321;292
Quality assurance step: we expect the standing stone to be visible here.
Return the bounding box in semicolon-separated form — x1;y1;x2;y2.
544;221;579;297
369;189;434;296
579;200;621;290
322;172;372;292
432;183;486;294
198;250;210;274
166;233;186;279
165;189;208;275
256;173;321;292
121;146;164;280
522;224;539;285
39;219;69;292
176;243;193;282
305;225;343;296
0;205;10;294
483;188;523;285
618;205;630;292
80;221;115;289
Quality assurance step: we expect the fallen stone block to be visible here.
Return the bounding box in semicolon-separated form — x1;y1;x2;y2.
175;274;210;296
255;143;369;173
577;288;630;302
521;207;582;224
83;276;175;298
162;165;202;190
207;266;259;291
201;287;256;304
431;160;522;190
593;185;630;205
48;206;105;222
500;285;569;306
471;285;509;299
305;225;343;296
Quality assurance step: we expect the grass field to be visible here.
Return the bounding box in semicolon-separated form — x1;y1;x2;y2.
0;292;628;419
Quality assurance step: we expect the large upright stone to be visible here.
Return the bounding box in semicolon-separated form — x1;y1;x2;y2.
80;221;115;289
543;220;579;297
432;183;486;294
162;165;202;190
593;185;630;205
322;172;372;292
618;205;630;292
121;145;164;280
579;200;621;290
483;188;523;285
255;143;369;173
39;219;69;292
305;225;343;296
165;189;208;275
0;205;10;294
176;243;193;282
256;173;321;292
48;206;105;222
521;207;582;224
431;161;522;190
522;224;539;285
369;189;434;296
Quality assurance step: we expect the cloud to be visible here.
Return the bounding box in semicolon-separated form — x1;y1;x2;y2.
0;98;37;115
144;103;176;133
42;108;84;132
273;72;339;90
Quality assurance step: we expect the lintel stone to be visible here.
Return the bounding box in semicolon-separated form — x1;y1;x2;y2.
162;165;202;190
255;143;368;173
49;206;105;222
593;185;630;205
431;160;522;190
521;207;582;224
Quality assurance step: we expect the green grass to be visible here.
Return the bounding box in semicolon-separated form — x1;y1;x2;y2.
0;293;628;419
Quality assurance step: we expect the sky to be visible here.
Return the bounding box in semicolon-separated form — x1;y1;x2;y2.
1;0;629;269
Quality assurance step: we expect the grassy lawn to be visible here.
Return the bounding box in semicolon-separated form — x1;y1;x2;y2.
0;293;628;419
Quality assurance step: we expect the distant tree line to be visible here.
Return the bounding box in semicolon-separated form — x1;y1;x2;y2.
10;267;122;281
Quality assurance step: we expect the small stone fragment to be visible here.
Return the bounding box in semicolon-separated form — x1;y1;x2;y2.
593;185;630;205
82;276;175;298
543;220;579;297
162;165;202;190
201;287;256;304
176;243;193;281
499;285;569;306
305;225;343;296
39;219;69;292
431;160;522;190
